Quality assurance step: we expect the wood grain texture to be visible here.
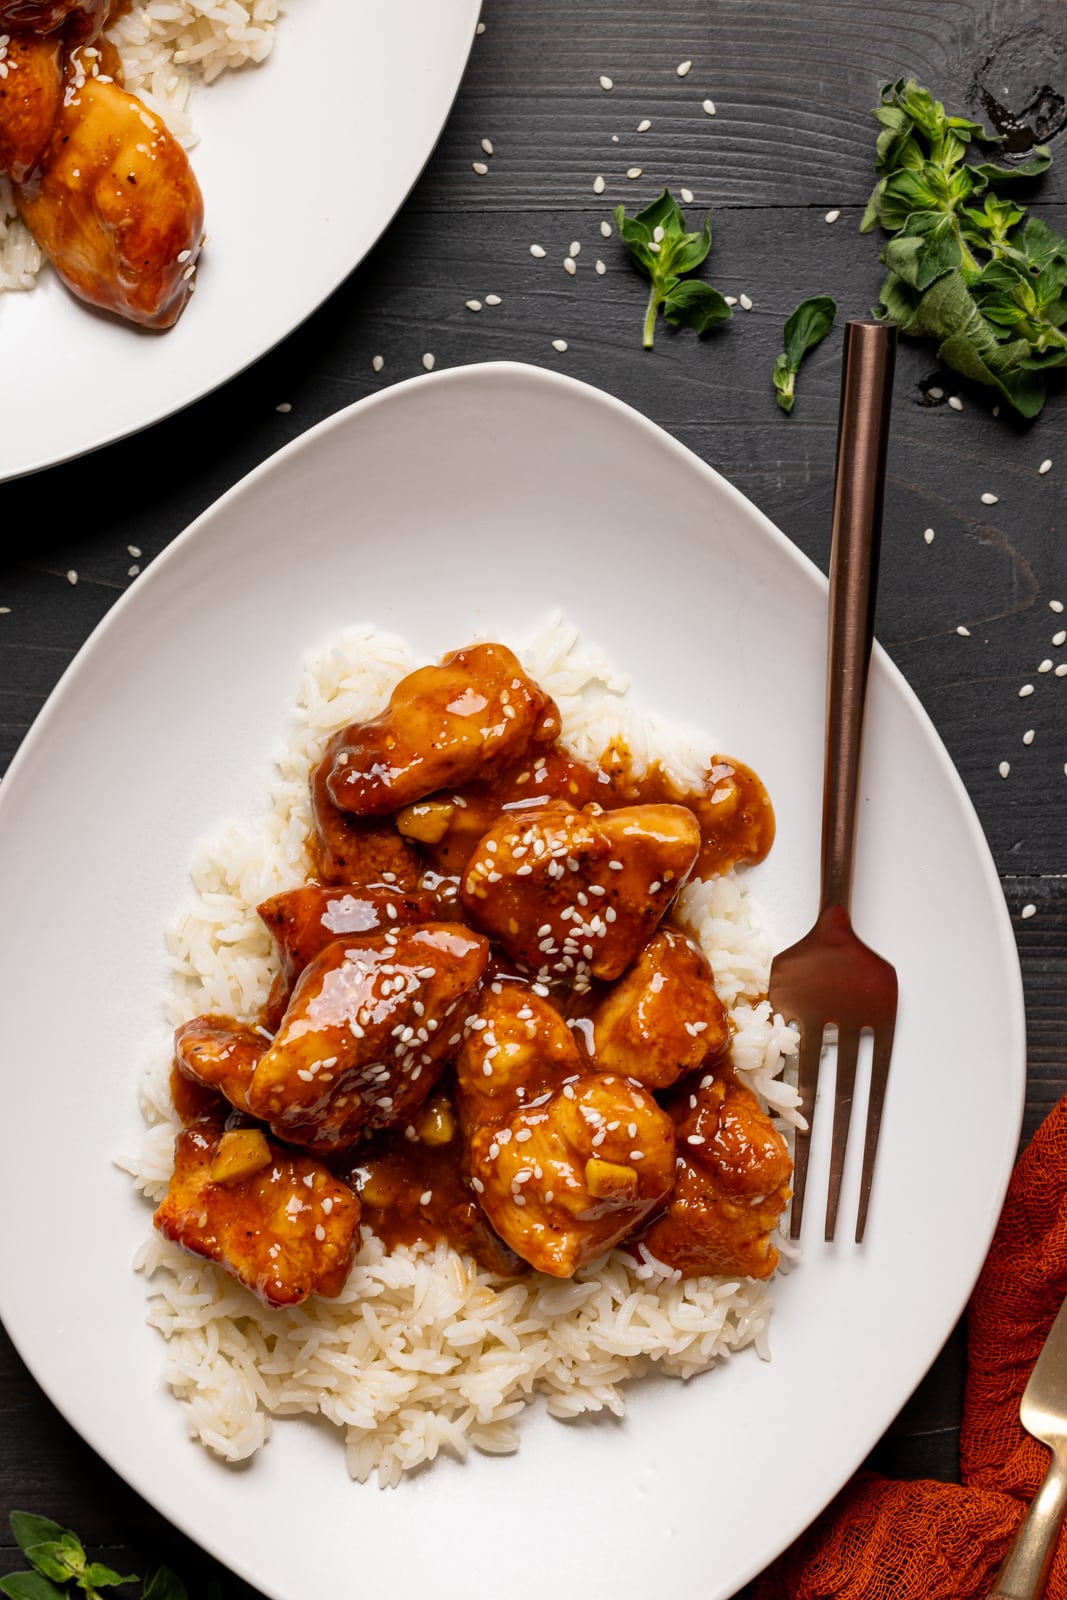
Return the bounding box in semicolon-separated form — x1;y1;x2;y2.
0;0;1064;1591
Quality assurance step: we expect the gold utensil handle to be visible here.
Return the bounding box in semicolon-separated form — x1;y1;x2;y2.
989;1448;1067;1599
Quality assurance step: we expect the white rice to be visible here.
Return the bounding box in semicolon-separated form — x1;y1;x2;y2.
119;613;800;1487
0;0;282;294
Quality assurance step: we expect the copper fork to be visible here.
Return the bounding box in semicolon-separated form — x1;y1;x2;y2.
767;318;899;1244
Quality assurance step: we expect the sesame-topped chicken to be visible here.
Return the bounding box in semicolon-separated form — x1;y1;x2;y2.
322;643;562;817
591;926;730;1089
153;1122;361;1307
636;1068;792;1280
153;638;791;1307
246;924;489;1152
460;798;700;986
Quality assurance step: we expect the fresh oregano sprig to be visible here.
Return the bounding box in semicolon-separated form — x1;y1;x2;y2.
613;189;732;349
862;77;1066;416
0;1512;220;1600
772;296;837;412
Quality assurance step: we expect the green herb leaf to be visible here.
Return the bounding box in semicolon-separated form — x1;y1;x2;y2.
141;1568;188;1600
773;295;837;412
20;1546;77;1586
613;188;730;348
970;148;1052;188
9;1517;67;1561
0;1576;69;1600
82;1564;139;1590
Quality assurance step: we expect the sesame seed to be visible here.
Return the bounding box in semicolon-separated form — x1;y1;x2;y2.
66;570;78;585
1039;459;1052;474
472;161;488;175
1039;659;1053;673
1019;683;1034;697
1051;600;1064;613
593;174;605;194
724;295;738;305
739;292;753;310
1023;729;1035;745
957;625;971;637
0;607;9;615
927;386;944;400
466;299;482;311
626;167;643;179
1056;664;1067;677
600;220;613;238
702;99;716;115
1054;631;1067;646
275;401;292;413
314;1224;326;1241
676;59;692;76
599;75;613;90
552;338;568;352
564;257;577;275
653;225;665;243
637;118;651;132
530;243;546;258
1022;904;1036;919
485;294;502;305
687;1134;705;1145
948;396;964;411
824;209;840;223
999;761;1010;778
372;355;384;373
481;137;493;156
680;187;694;204
595;259;606;275
127;545;141;557
569;240;581;257
127;564;140;577
980;492;999;505
419;1190;432;1206
476;20;484;32
924;528;935;544
422;353;436;371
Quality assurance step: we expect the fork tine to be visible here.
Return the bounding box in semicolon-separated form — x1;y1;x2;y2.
789;1025;824;1240
824;1026;861;1241
855;1018;896;1243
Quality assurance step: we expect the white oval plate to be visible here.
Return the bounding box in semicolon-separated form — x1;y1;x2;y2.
0;363;1025;1600
0;0;480;482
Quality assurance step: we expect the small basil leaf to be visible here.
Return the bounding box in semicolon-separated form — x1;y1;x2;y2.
661;280;732;332
9;1517;67;1560
970;148;1052;186
632;188;686;238
0;1577;68;1600
82;1564;138;1589
669;214;712;275
782;295;837;369
882;211;962;290
20;1547;75;1585
772;351;796;413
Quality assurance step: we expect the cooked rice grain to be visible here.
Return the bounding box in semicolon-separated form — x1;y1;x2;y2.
126;614;797;1486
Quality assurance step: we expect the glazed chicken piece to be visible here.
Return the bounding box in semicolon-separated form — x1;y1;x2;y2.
688;757;776;877
153;1122;361;1308
0;0;107;31
460;798;700;987
0;31;61;181
257;881;436;1027
454;982;584;1136
469;1071;675;1277
173;1013;268;1115
14;74;204;328
309;753;424;890
591;927;730;1090
247;923;489;1152
323;644;561;818
637;1067;792;1280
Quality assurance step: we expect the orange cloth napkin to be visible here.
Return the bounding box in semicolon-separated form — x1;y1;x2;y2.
749;1093;1067;1600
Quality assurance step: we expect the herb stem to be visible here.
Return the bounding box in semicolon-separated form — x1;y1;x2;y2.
642;286;660;349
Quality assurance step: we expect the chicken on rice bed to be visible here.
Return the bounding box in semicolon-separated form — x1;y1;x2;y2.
153;638;794;1309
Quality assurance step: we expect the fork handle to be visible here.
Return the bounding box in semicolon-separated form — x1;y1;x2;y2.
988;1445;1067;1600
820;319;897;914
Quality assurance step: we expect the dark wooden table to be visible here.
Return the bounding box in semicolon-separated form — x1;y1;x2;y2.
1;0;1064;1592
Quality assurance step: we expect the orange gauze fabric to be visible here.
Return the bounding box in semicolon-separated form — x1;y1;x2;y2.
748;1094;1067;1600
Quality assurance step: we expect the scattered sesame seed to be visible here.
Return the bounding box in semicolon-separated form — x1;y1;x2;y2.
0;607;10;615
1050;600;1064;613
419;1190;432;1206
595;259;606;275
127;545;141;557
472;161;489;175
611;134;619;142
569;240;581;257
599;74;613;90
724;295;738;306
1054;630;1067;647
422;353;436;371
465;299;482;312
275;401;292;413
1056;664;1067;677
372;355;384;373
127;564;140;577
992;405;1000;417
980;492;999;505
593;174;605;194
676;59;692;76
957;625;971;637
1039;659;1054;673
680;187;694;203
481;137;493;156
824;208;841;223
999;761;1010;778
1021;904;1036;919
626;166;643;179
1023;729;1035;745
530;243;546;258
66;569;78;585
739;292;753;310
637;118;651;132
563;256;577;275
924;528;935;544
1040;459;1053;474
552;338;568;352
948;395;964;411
475;20;484;32
600;220;613;238
1019;683;1034;697
927;386;944;400
485;294;502;305
653;225;665;243
702;99;716;115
